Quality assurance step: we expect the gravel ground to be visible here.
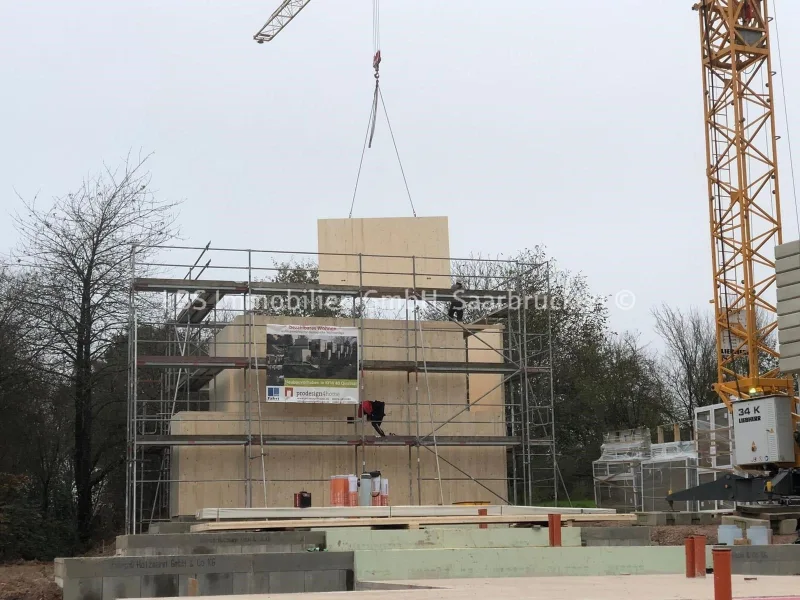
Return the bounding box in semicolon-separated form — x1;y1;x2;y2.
0;562;60;600
578;521;799;546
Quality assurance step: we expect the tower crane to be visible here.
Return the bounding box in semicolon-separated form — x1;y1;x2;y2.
669;0;800;504
254;0;312;43
699;0;789;406
251;0;800;502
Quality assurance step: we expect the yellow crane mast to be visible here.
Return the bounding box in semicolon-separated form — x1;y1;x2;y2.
694;0;793;404
670;1;800;505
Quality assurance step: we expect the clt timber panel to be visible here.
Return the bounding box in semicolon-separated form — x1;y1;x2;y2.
169;412;505;515
317;217;451;288
170;314;509;516
775;240;800;374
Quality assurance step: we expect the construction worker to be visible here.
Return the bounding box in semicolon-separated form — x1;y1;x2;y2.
358;400;387;437
448;281;465;322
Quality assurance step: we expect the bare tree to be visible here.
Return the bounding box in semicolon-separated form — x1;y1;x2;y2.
12;154;180;543
652;304;718;424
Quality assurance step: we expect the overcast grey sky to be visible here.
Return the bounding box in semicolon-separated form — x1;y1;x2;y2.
1;1;799;343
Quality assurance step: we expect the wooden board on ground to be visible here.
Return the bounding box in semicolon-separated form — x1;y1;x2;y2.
195;505;616;521
189;513;636;533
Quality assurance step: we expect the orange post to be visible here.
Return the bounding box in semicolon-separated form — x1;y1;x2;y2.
713;547;733;600
478;508;488;529
548;514;562;547
684;537;696;578
694;535;707;577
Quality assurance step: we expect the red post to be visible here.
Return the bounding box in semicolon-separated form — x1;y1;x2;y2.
684;537;696;578
694;535;707;577
713;547;733;600
548;513;562;547
478;508;488;529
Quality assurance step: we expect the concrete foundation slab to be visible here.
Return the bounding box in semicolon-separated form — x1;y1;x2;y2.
778;518;798;535
102;576;141;599
115;530;325;556
580;526;651;546
55;551;354;600
351;546;706;580
637;513;667;526
138;574;800;600
146;522;194;534
637;512;722;527
324;527;582;551
732;545;800;575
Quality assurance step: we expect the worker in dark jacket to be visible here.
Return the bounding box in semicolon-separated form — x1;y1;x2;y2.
448;281;465;322
358;400;387;437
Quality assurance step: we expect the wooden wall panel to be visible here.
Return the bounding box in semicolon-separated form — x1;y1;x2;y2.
467;329;504;438
170;411;506;514
173;315;508;515
317;217;451;288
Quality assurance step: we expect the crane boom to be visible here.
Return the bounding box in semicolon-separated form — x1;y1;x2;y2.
695;0;792;404
254;0;312;43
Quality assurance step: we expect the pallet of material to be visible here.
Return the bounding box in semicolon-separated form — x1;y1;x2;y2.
194;505;616;521
189;513;636;533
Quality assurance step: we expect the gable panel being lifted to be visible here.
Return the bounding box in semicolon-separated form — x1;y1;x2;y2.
317;216;451;288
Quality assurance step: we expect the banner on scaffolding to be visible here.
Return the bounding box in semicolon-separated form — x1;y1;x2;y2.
265;324;359;404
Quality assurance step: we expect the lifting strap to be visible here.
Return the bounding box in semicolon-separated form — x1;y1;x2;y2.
349;0;417;218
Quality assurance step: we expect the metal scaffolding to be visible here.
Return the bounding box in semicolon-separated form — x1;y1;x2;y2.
125;245;557;533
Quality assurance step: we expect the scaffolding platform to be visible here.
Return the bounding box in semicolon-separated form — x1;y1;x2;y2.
134;277;512;301
126;243;557;533
136;355;547;375
136;434;522;448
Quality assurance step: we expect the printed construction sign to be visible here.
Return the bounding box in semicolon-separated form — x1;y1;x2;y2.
265;324;359;404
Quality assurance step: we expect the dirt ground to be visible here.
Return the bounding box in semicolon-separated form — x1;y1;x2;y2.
650;524;798;546
0;539;114;600
0;562;59;600
579;520;799;546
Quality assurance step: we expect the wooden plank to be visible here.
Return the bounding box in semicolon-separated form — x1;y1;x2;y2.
189;513;635;532
194;505;615;521
317;217;451;288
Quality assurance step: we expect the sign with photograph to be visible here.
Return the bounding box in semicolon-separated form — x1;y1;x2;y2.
265;324;359;404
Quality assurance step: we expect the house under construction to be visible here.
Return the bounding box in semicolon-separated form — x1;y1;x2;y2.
126;217;557;533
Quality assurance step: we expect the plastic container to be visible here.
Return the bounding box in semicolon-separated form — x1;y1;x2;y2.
380;478;389;506
336;475;348;507
371;476;382;506
358;473;373;506
347;475;358;507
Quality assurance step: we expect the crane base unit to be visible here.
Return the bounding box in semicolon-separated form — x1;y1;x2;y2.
666;470;800;506
666;395;800;505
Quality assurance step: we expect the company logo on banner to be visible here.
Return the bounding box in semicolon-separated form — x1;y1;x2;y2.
265;324;359;404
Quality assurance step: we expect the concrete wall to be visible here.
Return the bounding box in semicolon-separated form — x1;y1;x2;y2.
352;546;706;580
580;526;651;547
731;545;800;575
146;522;194;534
55;552;353;600
116;531;325;556
117;526;650;558
325;527;582;551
